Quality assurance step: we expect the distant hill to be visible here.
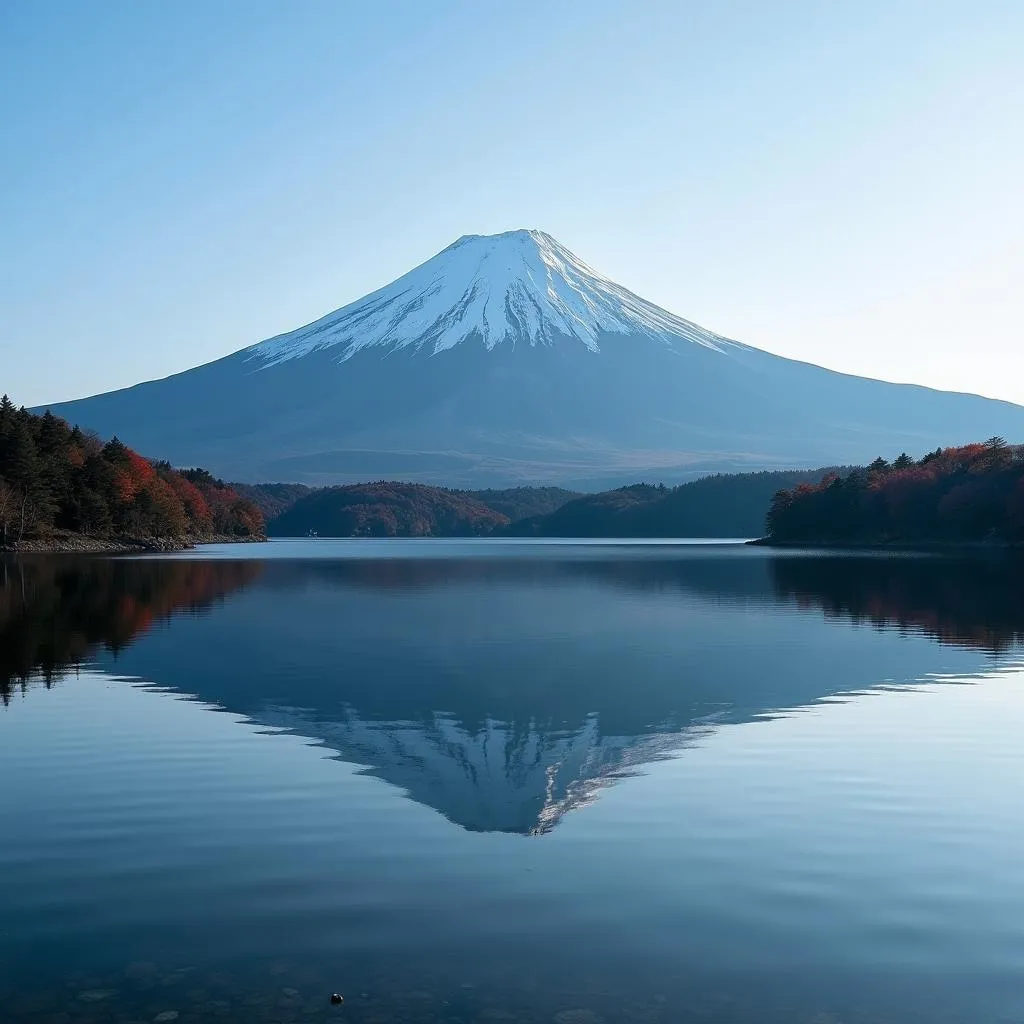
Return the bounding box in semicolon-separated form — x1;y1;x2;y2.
268;482;509;537
506;469;842;538
466;486;578;522
262;471;842;539
255;483;576;533
230;482;313;521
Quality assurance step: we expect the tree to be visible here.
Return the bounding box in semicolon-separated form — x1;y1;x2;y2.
0;407;263;543
0;478;18;546
768;441;1024;544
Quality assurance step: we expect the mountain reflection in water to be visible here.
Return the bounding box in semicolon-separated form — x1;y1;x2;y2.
2;547;1022;835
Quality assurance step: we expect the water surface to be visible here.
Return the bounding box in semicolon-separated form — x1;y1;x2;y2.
2;541;1023;1023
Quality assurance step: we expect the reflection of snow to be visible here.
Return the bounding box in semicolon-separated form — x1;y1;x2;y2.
257;705;704;835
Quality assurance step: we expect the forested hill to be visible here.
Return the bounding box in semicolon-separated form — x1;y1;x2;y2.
260;471;838;539
505;469;840;538
0;396;263;546
229;482;313;521
765;439;1024;545
268;482;510;537
465;486;578;522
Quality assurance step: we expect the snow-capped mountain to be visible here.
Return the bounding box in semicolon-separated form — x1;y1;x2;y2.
251;229;739;366
39;229;1024;486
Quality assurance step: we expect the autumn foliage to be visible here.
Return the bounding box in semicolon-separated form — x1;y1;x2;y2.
766;438;1024;544
269;481;509;537
0;396;263;544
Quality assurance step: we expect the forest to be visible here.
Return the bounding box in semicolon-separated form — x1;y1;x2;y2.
766;439;1024;545
229;481;314;520
268;481;511;537
0;396;263;546
255;471;834;538
505;469;839;538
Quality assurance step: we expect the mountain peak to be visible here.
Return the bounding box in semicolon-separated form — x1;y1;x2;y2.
449;227;550;246
248;229;737;367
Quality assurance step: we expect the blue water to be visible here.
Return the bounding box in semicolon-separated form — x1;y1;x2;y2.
1;541;1023;1023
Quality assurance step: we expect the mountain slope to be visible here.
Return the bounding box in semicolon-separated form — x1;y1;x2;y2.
37;230;1024;487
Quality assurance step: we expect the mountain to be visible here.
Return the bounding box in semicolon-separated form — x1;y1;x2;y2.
37;230;1024;487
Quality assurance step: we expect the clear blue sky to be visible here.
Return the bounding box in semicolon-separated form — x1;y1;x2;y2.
2;0;1022;407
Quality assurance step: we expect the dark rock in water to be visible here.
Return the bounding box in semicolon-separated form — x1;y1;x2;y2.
77;989;114;1003
330;993;344;1006
553;1011;602;1024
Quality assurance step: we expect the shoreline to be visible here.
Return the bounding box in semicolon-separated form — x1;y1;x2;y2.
2;534;267;554
747;537;1020;552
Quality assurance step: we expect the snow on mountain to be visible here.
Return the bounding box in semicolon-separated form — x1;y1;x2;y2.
248;229;742;367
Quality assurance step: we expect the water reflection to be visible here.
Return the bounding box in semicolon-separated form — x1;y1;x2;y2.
770;551;1024;651
0;556;260;701
3;548;1022;835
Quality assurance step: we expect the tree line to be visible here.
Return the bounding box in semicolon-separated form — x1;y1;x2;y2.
766;438;1024;544
0;396;263;545
254;470;839;539
506;469;840;538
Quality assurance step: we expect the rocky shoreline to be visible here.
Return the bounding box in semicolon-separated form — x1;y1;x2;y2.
2;533;267;554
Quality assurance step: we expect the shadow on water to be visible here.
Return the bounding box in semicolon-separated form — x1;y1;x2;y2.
3;548;1023;837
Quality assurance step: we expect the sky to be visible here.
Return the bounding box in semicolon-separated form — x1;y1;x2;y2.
1;0;1022;408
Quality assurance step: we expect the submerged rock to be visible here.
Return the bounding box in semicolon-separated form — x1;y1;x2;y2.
77;990;114;1003
554;1011;603;1024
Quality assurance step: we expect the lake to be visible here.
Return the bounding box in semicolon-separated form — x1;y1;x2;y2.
2;539;1024;1024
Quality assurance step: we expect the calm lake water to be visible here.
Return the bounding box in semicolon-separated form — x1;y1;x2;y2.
2;540;1024;1024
